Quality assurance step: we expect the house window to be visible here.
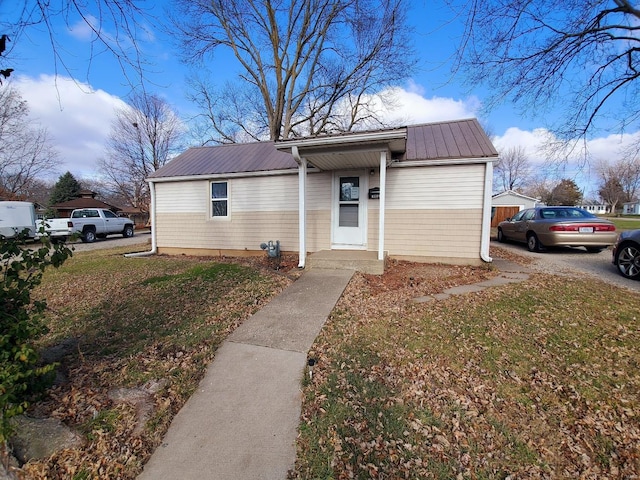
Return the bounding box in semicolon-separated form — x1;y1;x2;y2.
211;181;228;217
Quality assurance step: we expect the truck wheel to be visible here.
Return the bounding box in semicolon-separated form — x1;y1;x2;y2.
122;225;134;238
82;229;96;243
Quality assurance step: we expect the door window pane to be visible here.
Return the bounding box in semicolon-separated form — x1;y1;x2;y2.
340;177;360;201
339;204;359;227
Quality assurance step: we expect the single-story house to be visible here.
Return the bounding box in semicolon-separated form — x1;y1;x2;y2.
146;119;499;273
119;206;149;229
622;201;640;215
50;190;121;218
491;190;542;227
578;202;610;215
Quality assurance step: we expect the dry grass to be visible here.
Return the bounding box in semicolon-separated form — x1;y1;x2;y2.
15;247;297;479
13;245;640;479
294;261;640;479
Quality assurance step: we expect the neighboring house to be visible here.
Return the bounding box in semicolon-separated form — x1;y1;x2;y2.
491;190;542;227
578;202;611;215
119;206;149;229
623;201;640;215
50;190;121;218
147;119;499;273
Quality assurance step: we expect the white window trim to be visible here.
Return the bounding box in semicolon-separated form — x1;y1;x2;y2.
210;180;230;219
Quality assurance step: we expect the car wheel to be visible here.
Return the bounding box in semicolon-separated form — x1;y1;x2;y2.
123;225;134;238
586;247;603;253
82;229;96;243
615;242;640;280
497;228;505;243
527;233;541;252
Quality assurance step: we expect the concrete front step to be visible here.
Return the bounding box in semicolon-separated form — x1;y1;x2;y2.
306;250;385;274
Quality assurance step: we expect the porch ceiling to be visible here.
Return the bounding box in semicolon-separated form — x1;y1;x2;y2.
301;143;402;170
275;130;407;171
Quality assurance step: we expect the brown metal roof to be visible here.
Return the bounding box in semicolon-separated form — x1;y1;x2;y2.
150;120;497;179
51;197;120;212
149;141;297;179
404;119;498;161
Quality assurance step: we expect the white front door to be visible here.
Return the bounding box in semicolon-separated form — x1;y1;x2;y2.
332;172;367;248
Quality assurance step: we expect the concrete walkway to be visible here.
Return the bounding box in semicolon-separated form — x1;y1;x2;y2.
138;259;530;480
413;258;531;303
138;268;355;480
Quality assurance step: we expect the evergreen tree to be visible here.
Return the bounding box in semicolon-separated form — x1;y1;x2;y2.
48;172;81;206
544;179;582;206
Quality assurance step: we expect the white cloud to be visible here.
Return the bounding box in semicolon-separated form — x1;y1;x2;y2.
375;86;481;125
494;127;640;164
69;16;99;41
14;74;127;180
493;126;640;198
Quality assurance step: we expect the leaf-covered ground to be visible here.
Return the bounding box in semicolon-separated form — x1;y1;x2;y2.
14;247;298;479
11;245;640;479
293;251;640;479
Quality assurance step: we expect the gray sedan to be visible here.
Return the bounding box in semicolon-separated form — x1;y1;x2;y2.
497;207;617;252
612;229;640;280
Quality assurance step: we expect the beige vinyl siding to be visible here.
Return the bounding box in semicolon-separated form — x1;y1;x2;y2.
156;211;298;251
385;164;484;210
307;172;332;211
156;181;207;213
367;164;485;261
233;175;297;212
154;171;333;254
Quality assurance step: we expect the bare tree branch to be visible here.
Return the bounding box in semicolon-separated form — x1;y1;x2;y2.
1;1;152;90
0;86;58;199
99;92;184;212
173;0;415;141
453;0;640;145
494;146;531;193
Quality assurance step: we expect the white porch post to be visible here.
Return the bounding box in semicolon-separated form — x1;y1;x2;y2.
293;146;307;268
378;150;387;261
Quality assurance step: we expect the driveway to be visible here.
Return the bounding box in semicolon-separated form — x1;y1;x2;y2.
60;229;151;253
491;239;640;292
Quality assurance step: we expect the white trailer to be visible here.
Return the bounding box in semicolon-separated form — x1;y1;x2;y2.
0;201;37;239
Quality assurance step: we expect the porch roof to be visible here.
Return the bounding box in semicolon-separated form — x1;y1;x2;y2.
149;119;498;180
275;119;498;170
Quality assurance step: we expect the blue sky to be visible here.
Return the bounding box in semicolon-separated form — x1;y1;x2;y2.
4;0;639;198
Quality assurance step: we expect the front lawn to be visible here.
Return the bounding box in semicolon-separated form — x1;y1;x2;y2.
17;247;295;479
12;245;640;479
293;250;640;478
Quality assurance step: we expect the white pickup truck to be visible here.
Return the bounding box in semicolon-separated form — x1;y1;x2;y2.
41;208;135;243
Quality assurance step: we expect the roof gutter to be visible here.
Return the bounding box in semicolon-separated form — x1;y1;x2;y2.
125;179;157;258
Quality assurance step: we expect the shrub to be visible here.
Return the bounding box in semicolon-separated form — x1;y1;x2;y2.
0;231;72;444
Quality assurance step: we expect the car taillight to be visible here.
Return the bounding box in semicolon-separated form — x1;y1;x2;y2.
548;224;615;232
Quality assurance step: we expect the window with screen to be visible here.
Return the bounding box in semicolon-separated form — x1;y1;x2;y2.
211;181;228;217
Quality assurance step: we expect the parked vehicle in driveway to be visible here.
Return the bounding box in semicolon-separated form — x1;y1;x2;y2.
40;208;134;243
497;206;617;252
612;229;640;280
0;201;38;239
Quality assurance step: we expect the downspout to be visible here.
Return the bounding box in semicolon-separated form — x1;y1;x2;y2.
378;151;387;261
292;146;307;268
125;179;157;258
480;161;493;263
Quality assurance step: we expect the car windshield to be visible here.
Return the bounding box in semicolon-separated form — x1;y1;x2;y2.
539;208;595;219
